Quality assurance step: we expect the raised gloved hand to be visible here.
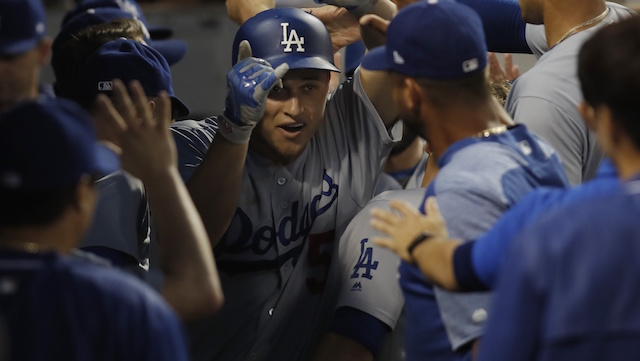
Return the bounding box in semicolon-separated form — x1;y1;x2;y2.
313;0;379;17
218;40;289;144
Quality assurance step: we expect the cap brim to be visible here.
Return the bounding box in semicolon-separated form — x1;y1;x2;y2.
0;37;40;57
93;143;121;177
361;46;391;72
147;25;173;40
268;54;340;73
170;96;190;120
148;39;187;66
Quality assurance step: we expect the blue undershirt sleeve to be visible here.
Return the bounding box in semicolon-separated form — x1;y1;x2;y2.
328;306;391;356
456;0;532;53
453;241;490;292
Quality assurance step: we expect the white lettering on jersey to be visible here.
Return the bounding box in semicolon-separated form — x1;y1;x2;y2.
280;22;305;53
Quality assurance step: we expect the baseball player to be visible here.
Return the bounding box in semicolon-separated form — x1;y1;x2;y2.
455;0;634;185
0;0;51;111
0;95;189;360
170;2;402;360
371;159;618;292
360;1;568;360
478;18;640;360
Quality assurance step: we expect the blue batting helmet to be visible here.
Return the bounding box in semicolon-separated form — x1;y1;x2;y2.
232;8;339;72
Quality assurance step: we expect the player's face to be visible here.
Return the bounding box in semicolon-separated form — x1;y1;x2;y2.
0;41;49;112
517;0;545;24
251;68;330;166
390;73;430;142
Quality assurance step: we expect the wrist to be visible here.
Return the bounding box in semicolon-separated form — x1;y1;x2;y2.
407;231;433;262
216;115;255;144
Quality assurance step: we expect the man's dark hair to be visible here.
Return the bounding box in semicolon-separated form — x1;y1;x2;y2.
416;70;491;109
0;186;78;228
579;16;640;149
52;18;146;107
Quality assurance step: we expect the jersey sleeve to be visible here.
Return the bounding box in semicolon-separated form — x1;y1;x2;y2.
321;68;403;208
508;96;586;185
169;118;218;183
334;193;409;329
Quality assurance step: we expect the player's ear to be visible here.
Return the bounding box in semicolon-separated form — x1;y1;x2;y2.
404;77;423;114
579;101;596;131
36;37;52;66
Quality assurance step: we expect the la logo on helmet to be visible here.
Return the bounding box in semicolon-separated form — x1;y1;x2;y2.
280;22;305;53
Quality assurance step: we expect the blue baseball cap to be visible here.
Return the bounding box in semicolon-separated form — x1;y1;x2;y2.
55;7;187;65
362;0;487;80
0;97;119;191
0;0;46;56
77;39;190;119
63;0;173;39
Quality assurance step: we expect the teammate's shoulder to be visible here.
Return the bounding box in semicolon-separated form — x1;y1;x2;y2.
170;117;219;134
64;257;171;312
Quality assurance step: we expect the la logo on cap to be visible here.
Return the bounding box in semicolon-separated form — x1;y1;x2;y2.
280;22;305;53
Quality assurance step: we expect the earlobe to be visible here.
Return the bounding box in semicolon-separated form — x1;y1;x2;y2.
579;102;596;131
404;77;422;114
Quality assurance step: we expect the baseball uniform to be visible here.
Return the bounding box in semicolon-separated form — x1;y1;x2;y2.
454;160;618;291
459;0;634;185
171;67;402;361
401;124;568;361
0;250;188;360
478;176;640;361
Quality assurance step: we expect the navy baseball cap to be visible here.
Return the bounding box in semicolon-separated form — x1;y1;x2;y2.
54;7;187;65
362;0;487;80
63;0;173;39
0;0;46;56
77;39;190;119
0;97;119;191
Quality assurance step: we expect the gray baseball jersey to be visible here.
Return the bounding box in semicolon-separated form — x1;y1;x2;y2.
79;171;150;270
170;68;402;361
336;188;428;361
507;2;634;185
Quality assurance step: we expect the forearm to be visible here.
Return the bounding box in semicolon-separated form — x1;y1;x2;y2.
360;0;396;50
145;167;224;320
412;236;462;291
226;0;274;25
187;135;248;247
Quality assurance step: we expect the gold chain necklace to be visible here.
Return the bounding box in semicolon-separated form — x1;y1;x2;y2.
0;240;40;254
476;125;507;138
555;8;610;47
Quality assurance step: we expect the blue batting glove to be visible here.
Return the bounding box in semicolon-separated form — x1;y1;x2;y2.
218;40;289;144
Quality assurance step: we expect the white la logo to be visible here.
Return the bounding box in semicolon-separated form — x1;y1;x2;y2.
280;22;305;53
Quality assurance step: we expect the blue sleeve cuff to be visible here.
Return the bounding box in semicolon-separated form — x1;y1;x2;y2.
453;242;490;292
328;306;390;356
456;0;531;53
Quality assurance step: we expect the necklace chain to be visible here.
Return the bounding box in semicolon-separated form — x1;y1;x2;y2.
0;240;40;254
476;125;507;138
555;8;610;47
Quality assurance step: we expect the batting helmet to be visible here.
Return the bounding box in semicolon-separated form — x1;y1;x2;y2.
232;8;339;72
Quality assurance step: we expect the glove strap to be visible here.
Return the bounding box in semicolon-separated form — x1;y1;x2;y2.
216;115;255;144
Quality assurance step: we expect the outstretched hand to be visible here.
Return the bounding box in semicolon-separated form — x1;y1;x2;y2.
488;52;520;83
370;196;448;262
313;0;379;17
219;40;289;144
304;5;361;52
93;79;176;183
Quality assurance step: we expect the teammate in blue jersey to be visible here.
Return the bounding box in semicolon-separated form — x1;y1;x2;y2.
360;1;568;360
477;17;640;361
0;94;192;360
